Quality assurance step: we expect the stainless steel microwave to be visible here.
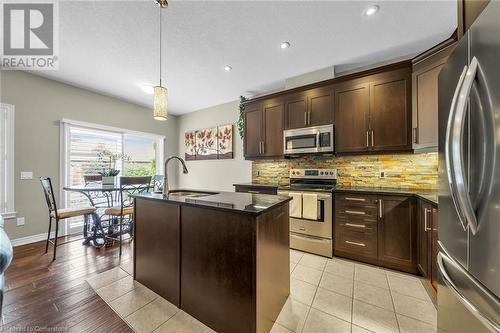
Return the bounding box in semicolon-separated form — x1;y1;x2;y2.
283;124;334;156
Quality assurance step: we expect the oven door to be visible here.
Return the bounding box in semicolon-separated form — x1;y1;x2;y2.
280;191;332;239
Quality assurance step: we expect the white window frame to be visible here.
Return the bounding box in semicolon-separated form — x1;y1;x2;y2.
59;118;165;210
0;103;15;218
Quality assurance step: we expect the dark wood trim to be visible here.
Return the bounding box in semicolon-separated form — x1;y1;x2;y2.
244;60;413;105
412;35;458;65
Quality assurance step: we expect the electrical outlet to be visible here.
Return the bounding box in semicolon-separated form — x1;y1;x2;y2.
20;171;33;180
380;171;385;178
256;170;261;176
17;217;25;226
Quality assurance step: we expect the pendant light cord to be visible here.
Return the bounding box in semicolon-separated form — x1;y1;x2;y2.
159;6;162;86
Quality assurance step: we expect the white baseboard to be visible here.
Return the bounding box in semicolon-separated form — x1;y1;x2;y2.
11;230;71;247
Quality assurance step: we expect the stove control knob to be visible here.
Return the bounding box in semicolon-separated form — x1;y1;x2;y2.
320;171;324;175
330;171;334;175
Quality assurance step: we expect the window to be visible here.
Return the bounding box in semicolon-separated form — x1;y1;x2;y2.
0;103;15;218
60;119;164;234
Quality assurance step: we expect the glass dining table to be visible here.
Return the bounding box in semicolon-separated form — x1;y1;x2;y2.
63;182;126;248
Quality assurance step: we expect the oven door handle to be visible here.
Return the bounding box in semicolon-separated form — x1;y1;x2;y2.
316;131;321;152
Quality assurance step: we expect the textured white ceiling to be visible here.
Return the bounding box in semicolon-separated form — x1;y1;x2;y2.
32;0;456;115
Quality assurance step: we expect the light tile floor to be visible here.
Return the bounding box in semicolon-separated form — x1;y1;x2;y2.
87;252;436;333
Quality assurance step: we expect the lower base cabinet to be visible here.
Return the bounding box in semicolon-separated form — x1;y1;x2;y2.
335;193;418;274
417;199;439;291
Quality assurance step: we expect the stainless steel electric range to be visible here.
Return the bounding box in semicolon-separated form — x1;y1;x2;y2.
279;168;336;258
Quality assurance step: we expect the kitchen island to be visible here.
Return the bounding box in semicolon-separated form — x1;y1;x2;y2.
131;190;291;333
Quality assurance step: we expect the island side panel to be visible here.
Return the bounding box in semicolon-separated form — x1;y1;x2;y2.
134;198;180;306
256;203;290;333
180;206;256;333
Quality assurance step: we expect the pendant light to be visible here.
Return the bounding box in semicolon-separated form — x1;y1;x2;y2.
153;0;168;121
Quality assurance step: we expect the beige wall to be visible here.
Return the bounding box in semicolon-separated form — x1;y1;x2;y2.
1;71;178;240
176;100;252;191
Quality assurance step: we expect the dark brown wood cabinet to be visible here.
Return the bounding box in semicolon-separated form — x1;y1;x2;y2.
334;66;412;154
378;195;417;273
417;199;439;291
334;82;370;153
412;40;456;150
244;101;263;158
284;87;333;129
457;0;490;38
245;60;413;156
263;99;284;156
335;193;418;274
244;99;284;159
370;76;411;152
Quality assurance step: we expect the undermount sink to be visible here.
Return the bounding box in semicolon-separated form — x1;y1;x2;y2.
167;190;218;198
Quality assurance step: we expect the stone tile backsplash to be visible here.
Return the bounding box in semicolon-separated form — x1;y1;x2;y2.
252;152;438;189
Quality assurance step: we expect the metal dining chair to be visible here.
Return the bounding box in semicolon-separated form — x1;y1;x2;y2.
40;177;99;260
103;176;151;255
152;175;164;192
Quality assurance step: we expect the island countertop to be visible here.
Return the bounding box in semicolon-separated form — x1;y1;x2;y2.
131;190;292;216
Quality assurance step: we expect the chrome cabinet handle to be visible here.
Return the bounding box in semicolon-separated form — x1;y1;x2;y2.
424;208;431;231
247;190;260;194
446;58;479;234
261;141;265;154
437;250;500;332
304;112;307;125
366;131;369;148
379;199;382;219
371;130;374;147
345;210;365;215
345;240;366;247
307;111;311;125
345;223;366;228
345;197;365;202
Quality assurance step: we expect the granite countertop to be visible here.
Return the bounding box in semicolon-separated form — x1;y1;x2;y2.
132;190;292;216
233;183;438;205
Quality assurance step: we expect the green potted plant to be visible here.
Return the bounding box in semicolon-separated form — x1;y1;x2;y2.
96;149;130;184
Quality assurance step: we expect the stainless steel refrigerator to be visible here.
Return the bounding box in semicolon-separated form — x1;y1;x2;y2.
438;1;500;332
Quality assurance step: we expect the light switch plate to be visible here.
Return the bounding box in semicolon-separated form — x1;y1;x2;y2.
17;217;25;226
20;171;33;180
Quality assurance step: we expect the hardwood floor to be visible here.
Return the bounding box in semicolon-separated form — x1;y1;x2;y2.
1;236;133;332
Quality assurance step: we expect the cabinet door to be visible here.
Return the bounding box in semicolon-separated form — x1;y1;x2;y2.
308;87;333;127
370;76;411;152
263;99;284;157
430;207;438;291
378;196;417;273
417;201;431;277
334;82;370;153
244;102;262;158
285;93;307;129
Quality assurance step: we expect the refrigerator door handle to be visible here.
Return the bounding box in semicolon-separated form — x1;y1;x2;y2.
445;64;469;231
437;247;500;333
452;57;480;234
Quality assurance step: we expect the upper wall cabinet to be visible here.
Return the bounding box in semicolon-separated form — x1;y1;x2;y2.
334;81;370;153
412;41;456;151
244;99;284;160
284;87;333;129
334;66;412;154
457;0;490;38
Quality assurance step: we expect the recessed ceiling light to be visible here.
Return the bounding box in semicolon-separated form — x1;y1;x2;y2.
280;41;291;49
364;5;379;16
224;65;232;72
141;85;154;94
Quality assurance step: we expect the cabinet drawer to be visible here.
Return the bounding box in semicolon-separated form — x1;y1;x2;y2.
335;226;377;259
336;206;378;221
336;193;378;207
336;219;377;232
